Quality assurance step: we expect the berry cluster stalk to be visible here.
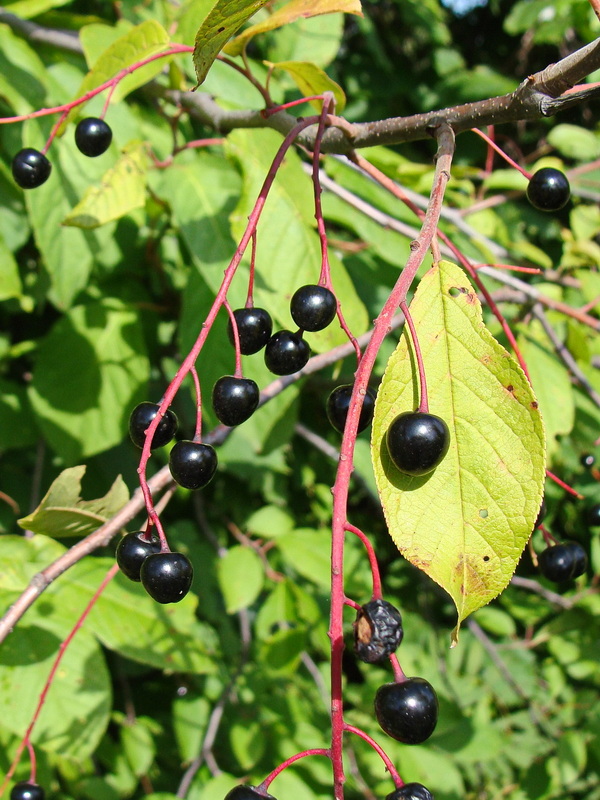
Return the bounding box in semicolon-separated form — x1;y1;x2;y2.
328;123;456;799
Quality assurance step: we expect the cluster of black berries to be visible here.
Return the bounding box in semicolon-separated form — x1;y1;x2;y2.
11;117;112;189
223;784;434;800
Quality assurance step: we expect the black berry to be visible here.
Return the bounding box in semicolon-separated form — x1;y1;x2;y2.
75;117;113;157
11;148;52;189
290;284;337;332
538;541;587;582
526;168;570;212
375;677;438;744
10;784;45;800
116;531;161;581
129;402;178;450
326;385;376;434
587;503;600;527
534;498;546;529
140;551;193;603
386;412;450;477
212;376;260;426
228;308;273;355
580;453;596;468
386;783;434;800
224;787;277;800
264;330;310;375
169;440;218;490
354;599;403;663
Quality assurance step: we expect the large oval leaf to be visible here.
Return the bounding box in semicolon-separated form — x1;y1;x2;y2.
371;260;545;643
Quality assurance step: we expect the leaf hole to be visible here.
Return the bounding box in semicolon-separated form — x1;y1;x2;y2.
479;509;488;518
449;287;462;297
483;555;490;562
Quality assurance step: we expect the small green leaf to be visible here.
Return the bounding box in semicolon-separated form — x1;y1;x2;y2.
225;0;363;56
18;466;129;538
277;528;331;588
217;545;264;613
73;20;171;119
63;143;148;229
547;124;600;162
269;60;346;111
193;0;273;85
371;261;545;643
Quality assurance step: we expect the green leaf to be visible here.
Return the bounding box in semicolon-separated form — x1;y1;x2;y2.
17;466;129;538
193;0;273;85
0;235;23;303
225;0;363;56
269;60;346;111
371;261;545;643
0;378;38;451
73;20;171;118
0;621;111;761
0;0;71;19
0;24;49;114
277;528;331;588
62;142;148;229
547;124;600;162
217;545;264;613
246;505;295;539
517;322;575;461
28;299;149;463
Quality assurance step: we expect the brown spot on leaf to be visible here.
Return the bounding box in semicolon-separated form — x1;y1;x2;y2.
531;401;539;409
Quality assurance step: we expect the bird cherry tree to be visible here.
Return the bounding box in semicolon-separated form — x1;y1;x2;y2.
0;1;600;800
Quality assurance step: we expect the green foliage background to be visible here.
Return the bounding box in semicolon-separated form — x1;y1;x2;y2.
0;1;600;799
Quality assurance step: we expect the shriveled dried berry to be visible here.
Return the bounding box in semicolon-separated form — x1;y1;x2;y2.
354;598;403;663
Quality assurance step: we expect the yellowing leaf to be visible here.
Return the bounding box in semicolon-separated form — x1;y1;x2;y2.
269;60;345;111
72;20;171;120
62;143;148;229
18;466;129;538
225;0;363;56
371;261;545;644
193;0;273;85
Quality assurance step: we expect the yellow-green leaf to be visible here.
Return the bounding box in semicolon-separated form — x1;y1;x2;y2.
193;0;273;85
62;143;148;229
371;261;545;644
72;20;171;120
225;0;363;56
18;466;129;538
269;60;345;111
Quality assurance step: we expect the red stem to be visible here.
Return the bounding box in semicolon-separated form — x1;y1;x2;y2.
260;748;331;791
342;724;402;786
224;299;243;378
471;127;530;179
0;565;119;798
400;301;429;414
190;365;203;441
345;522;383;599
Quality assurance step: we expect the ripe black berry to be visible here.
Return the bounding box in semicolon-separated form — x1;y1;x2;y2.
386;783;434;800
587;503;600;527
228;307;273;355
11;148;52;189
290;284;337;332
10;783;45;800
74;117;113;157
116;531;161;581
224;787;277;800
264;330;310;375
212;376;259;426
538;541;587;582
354;599;403;663
386;412;450;477
580;453;596;468
169;440;218;490
534;498;546;529
140;551;193;603
129;402;178;449
375;677;438;744
326;385;376;434
526;168;570;212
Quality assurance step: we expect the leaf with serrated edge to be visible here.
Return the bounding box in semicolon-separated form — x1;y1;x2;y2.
269;60;345;111
371;261;545;645
225;0;363;56
193;0;273;85
63;143;147;229
18;466;129;538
